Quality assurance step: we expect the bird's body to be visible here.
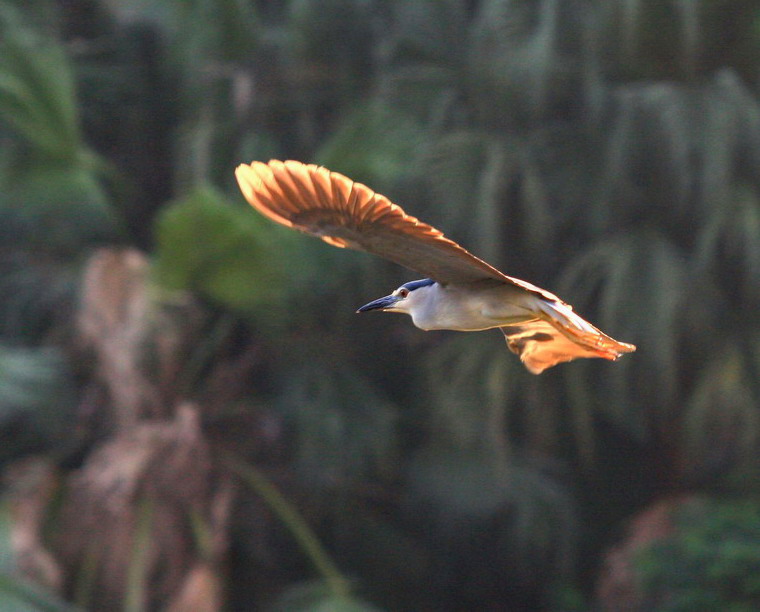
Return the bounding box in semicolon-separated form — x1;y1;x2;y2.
235;160;635;374
388;280;539;331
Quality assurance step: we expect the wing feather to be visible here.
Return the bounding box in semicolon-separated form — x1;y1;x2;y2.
500;321;635;374
500;301;636;374
236;159;547;289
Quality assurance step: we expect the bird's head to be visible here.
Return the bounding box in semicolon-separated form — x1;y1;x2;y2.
356;279;436;315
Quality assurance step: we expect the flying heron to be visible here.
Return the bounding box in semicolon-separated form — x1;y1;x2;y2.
235;160;635;374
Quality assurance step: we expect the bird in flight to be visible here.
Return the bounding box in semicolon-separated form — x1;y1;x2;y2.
235;160;635;374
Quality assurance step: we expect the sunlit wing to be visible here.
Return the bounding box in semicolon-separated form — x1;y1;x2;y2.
235;159;554;294
500;319;635;374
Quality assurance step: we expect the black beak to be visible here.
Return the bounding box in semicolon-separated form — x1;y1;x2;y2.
356;294;400;313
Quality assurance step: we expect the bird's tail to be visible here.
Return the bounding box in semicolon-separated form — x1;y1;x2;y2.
536;299;636;360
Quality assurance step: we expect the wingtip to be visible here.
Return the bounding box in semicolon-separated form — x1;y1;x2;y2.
235;161;297;229
234;163;260;203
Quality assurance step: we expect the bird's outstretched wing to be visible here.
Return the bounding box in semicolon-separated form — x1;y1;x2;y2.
500;322;634;374
236;159;552;293
500;299;636;374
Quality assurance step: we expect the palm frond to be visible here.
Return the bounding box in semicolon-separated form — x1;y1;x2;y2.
697;184;760;304
0;6;81;161
698;70;760;212
594;0;704;79
0;6;120;257
595;83;696;233
595;70;760;237
468;0;591;127
681;345;760;487
559;231;691;435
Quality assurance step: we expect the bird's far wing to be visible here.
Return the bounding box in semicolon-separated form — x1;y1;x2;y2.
500;299;635;374
236;160;543;288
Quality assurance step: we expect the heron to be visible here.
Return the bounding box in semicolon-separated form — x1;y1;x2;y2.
235;160;635;374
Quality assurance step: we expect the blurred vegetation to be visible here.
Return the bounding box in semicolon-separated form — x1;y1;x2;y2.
0;0;758;610
634;499;760;611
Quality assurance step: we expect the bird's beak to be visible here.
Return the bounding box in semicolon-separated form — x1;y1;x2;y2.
356;294;400;313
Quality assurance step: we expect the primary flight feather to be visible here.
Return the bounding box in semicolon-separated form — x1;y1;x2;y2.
235;160;635;373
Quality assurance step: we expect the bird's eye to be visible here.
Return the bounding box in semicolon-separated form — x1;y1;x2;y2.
398;288;409;298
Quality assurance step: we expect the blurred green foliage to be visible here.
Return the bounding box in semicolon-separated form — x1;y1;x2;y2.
635;500;760;611
152;187;286;314
0;0;757;610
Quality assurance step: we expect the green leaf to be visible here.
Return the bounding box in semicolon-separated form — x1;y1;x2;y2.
152;186;287;314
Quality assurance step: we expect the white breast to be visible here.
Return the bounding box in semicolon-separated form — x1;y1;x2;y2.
409;283;536;331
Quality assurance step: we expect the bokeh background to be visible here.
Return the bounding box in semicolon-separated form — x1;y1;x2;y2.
1;1;759;610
